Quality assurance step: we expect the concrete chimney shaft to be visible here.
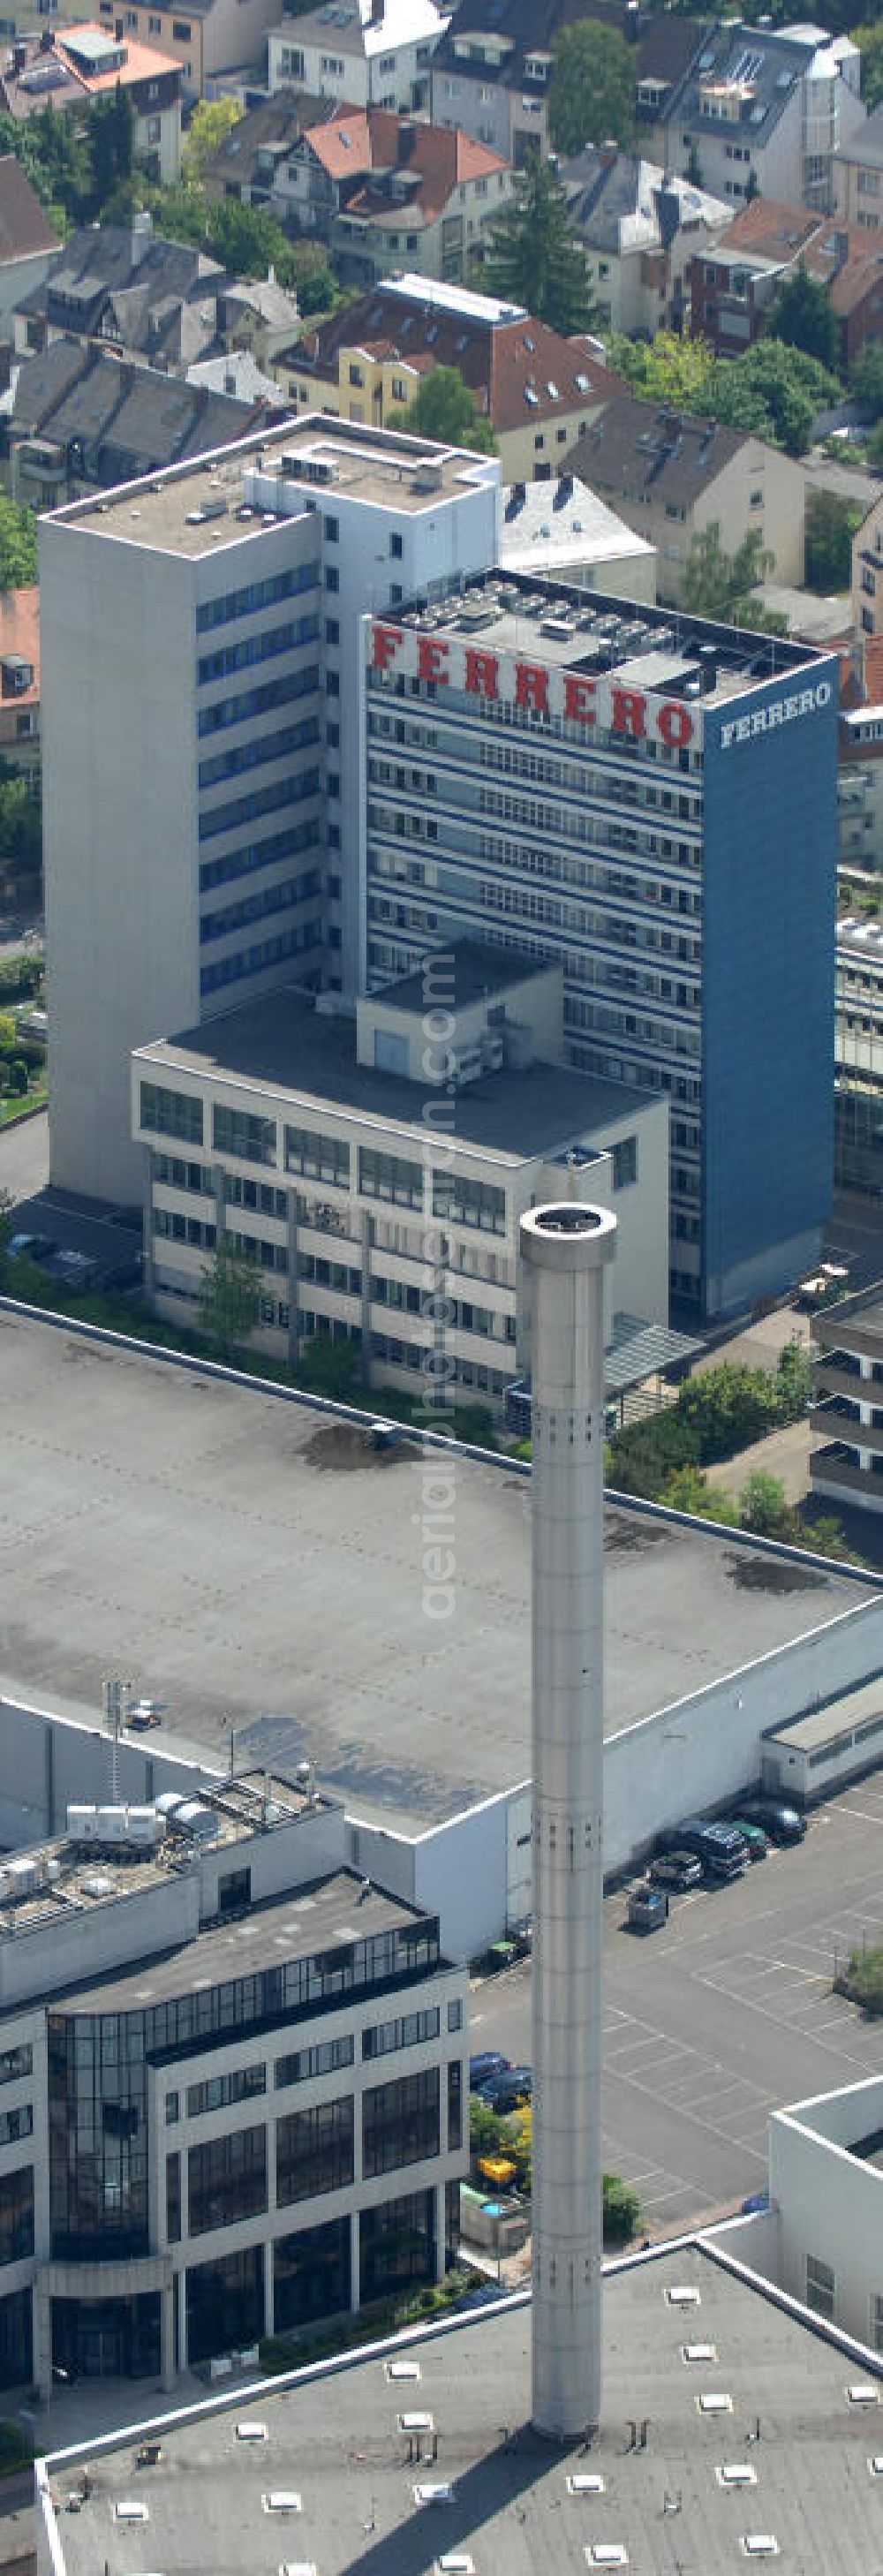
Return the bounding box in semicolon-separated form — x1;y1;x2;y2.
521;1199;616;2440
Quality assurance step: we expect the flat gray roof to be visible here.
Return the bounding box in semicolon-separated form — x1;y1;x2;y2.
51;1868;426;2017
48;2245;883;2574
58;415;488;556
0;1316;867;1835
766;1670;883;1756
136;986;653;1165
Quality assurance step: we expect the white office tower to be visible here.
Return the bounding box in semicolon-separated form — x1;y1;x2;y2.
521;1198;616;2441
39;419;499;1203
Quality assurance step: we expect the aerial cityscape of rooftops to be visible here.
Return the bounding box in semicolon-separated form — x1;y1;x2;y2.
4;0;883;2560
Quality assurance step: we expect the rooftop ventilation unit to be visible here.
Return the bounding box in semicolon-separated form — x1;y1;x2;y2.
540;615;575;640
65;1805;163;1853
411;464;442;493
457;601;500;631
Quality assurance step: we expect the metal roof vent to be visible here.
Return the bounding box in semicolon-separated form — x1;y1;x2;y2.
262;2494;302;2514
698;2393;733;2415
848;2385;880;2406
585;2550;628;2570
717;2465;758;2489
437;2557;474;2574
740;2542;779;2560
400;2412;434;2435
279;2564;316;2576
683;2342;716;2364
236;2421;268;2444
568;2474;606;2497
414;2482;455;2505
387;2360;420;2383
115;2504;149;2525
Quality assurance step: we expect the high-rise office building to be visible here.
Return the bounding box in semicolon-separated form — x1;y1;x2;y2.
364;574;839;1320
40;417;500;1203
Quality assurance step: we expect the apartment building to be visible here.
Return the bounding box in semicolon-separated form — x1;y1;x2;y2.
498;473;656;601
0;1771;464;2395
834;102;883;232
278;273;621;483
811;1278;883;1515
132;944;669;1406
0;23;183;180
276;104;513;290
363;572;837;1319
267;0;445;116
661;19;865;215
691;193;883;372
562;146;728;339
430;0;702;170
40;415;500;1205
566;397;805;609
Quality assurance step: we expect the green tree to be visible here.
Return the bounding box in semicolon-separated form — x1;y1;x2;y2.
774;1338;812;1417
0;496;37;590
198;1237;260;1360
181;97;243;190
547;19;635;155
387;364;497;452
485;156;594;334
738;1469;790;1536
605;325;715;406
856;20;883;110
682;521;776;625
852;336;883;421
769;261;840;373
804;487;859;593
88;83;133;214
296;1330;362;1397
660;1464;738;1522
603;2174;641;2245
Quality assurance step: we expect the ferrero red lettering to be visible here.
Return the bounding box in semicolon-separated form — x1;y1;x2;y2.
514;661;549;714
417;636;449;685
611;687;646;741
371;622;402;672
658;700;694;749
464;648;499;700
562;672;597;725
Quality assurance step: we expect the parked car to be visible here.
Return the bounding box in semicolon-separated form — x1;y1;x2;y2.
8;1231;54;1262
726;1818;767;1861
125;1699;164;1731
675;1818;749;1882
479;2065;532;2113
628;1882;669;1934
469;2051;510;2093
742;1797;806;1847
649;1849;703;1893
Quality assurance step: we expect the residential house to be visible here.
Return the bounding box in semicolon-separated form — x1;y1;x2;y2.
430;0;706;171
12;211;226;370
853;492;883;642
0;585;39;773
660;20;865;215
267;0;447;117
838;638;883;873
0;24;183;184
202;87;327;204
566;394;805;606
834;102;883;233
275;272;622;480
219;276;302;366
88;0;289;102
278;103;512;287
561;143;728;337
5;339;283;501
498;470;656;599
0;155;58;329
691;193;883;373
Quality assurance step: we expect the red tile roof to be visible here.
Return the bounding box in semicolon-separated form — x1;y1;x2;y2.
291;286;621;433
303;102;507;222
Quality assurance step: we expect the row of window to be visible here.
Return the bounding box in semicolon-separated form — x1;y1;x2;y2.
195;566;318;633
198;614;321;687
197;667;319;740
197;767;321;846
141;1092;507;1239
199;817;321;898
200;919;321;998
167;2068;453;2240
200;869;321;946
199;714;321;794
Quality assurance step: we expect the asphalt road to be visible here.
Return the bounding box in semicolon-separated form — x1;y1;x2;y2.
471;1773;883;2235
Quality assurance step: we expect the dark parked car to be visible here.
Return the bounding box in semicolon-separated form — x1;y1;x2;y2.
628;1882;669;1934
675;1818;749;1882
649;1849;703;1893
742;1798;806;1847
8;1231;54;1262
479;2065;532;2113
726;1818;768;1861
470;2051;510;2093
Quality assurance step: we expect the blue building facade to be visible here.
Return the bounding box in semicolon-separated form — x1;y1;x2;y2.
363;582;839;1324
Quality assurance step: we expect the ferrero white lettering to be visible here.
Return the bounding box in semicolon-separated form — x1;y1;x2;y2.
719;680;832;750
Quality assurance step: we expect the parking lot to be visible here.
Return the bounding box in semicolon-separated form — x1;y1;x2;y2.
471;1773;883;2235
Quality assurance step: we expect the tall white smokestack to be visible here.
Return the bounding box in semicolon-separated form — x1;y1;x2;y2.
521;1199;616;2441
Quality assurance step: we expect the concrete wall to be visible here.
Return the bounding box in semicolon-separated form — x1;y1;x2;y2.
0;1692;210;1851
769;2077;883;2348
